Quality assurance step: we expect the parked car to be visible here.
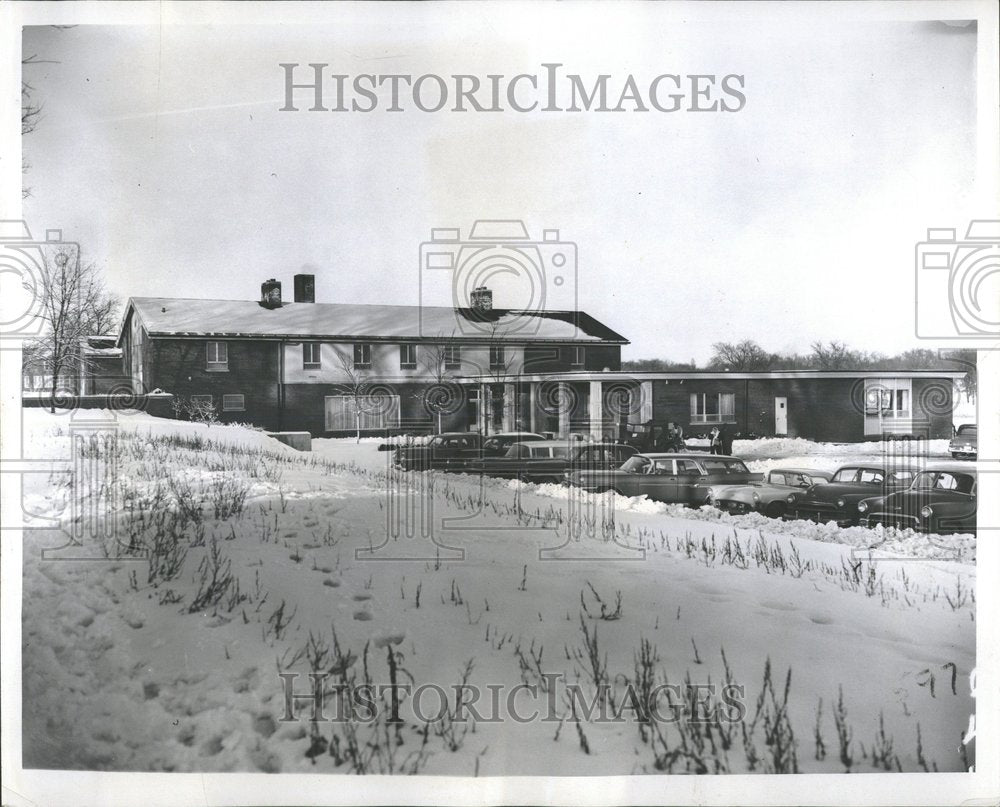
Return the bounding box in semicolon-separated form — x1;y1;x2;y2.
467;440;637;484
566;453;762;506
710;467;834;518
949;424;977;460
393;431;543;471
783;464;918;527
858;464;977;534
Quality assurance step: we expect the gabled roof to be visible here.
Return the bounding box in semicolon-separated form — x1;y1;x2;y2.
120;297;628;345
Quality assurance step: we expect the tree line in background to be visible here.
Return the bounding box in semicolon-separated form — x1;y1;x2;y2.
624;339;977;400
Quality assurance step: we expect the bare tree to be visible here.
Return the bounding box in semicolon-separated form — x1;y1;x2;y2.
416;340;462;433
330;347;394;442
21;53;58;198
708;339;773;372
25;246;120;411
809;340;858;370
482;322;517;434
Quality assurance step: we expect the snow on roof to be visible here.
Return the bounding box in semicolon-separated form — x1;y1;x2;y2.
124;297;628;344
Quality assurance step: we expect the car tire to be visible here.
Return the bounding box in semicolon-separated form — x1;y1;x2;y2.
517;473;532;485
764;501;785;519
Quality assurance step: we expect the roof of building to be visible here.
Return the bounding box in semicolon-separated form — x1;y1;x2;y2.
121;297;628;345
501;369;968;381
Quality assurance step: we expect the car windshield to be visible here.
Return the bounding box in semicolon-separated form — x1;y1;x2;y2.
428;436;446;447
956;425;977;436
913;471;975;494
701;459;750;474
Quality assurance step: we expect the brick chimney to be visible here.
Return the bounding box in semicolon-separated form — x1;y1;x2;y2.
260;279;282;309
293;273;315;303
470;286;493;311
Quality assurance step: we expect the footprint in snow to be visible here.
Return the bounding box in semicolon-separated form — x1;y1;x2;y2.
352;592;372;602
353;610;373;622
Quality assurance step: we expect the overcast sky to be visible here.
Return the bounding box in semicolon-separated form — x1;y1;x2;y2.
21;7;977;363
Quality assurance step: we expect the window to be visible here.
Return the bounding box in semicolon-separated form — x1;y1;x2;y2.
489;345;505;370
702;459;750;473
769;473;787;486
858;470;885;484
303;342;321;369
353;343;372;369
191;394;213;405
443;345;461;369
689;392;735;424
675;459;701;475
569;345;585;367
222;394;245;412
206;341;228;371
399;344;417;369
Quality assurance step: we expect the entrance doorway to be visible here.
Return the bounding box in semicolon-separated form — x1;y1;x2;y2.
774;397;788;435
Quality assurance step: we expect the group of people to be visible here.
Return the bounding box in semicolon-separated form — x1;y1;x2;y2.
708;424;735;455
622;419;736;455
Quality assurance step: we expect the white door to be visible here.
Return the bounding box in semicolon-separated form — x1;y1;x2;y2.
774;397;788;435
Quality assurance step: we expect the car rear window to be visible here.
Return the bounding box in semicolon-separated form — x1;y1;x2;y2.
956;425;977;436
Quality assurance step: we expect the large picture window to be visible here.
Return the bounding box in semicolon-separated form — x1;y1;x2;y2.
690;392;736;424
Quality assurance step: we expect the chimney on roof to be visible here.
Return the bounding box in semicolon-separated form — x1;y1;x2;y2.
470;286;493;312
260;279;282;309
293;273;315;304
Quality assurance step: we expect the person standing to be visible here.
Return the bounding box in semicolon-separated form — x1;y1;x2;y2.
720;424;734;456
709;426;722;454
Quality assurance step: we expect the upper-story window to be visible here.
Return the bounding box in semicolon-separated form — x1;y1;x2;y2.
206;341;228;371
302;342;323;370
353;343;372;369
489;345;506;370
569;345;585;367
443;345;461;369
399;344;417;369
303;342;321;369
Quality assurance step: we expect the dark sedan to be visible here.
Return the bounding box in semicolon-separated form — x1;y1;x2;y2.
858;465;977;534
949;424;977;460
467;440;637;484
393;431;543;471
567;453;762;506
783;464;918;527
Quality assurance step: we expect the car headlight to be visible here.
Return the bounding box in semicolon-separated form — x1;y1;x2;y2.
920;505;933;519
752;492;760;503
836;497;846;509
857;501;868;514
786;493;797;504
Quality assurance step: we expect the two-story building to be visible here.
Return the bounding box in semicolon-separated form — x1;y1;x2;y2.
116;274;628;435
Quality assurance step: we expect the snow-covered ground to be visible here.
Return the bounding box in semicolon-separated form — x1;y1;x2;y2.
19;411;975;775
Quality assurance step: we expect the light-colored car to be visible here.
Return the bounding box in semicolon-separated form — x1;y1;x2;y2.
710;467;834;518
949;424;977;460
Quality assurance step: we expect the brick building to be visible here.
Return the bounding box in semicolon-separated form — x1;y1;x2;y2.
106;274;964;441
